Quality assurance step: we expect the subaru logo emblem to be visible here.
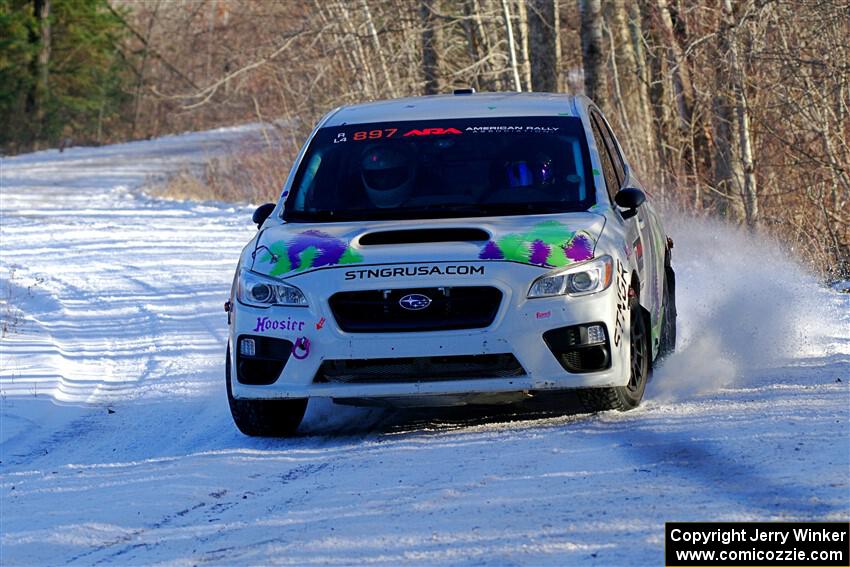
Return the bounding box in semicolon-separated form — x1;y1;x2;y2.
399;293;432;311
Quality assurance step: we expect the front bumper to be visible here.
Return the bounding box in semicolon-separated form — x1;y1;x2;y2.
228;262;630;401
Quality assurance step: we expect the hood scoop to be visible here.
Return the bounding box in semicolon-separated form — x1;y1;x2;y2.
358;228;490;246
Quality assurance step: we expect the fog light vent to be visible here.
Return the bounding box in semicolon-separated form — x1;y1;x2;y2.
543;323;611;373
586;324;606;344
236;335;292;385
240;338;256;357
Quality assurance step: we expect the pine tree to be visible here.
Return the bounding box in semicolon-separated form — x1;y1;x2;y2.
0;0;131;153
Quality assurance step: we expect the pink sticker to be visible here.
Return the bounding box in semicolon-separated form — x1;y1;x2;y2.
536;311;551;319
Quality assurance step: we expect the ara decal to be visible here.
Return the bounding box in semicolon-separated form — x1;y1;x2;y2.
403;127;462;137
258;230;363;276
478;221;595;267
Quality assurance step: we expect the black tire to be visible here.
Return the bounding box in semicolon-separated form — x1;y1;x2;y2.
578;293;650;412
659;264;677;358
226;345;307;437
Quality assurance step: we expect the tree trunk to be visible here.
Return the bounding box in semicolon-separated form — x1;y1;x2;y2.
579;0;607;105
133;1;161;138
500;0;522;92
655;0;693;131
335;0;377;100
515;0;532;91
626;2;656;176
723;0;758;229
604;2;634;142
460;0;482;91
469;0;498;91
420;0;440;94
360;0;396;98
527;0;560;92
711;3;745;222
642;1;674;194
27;0;50;143
711;94;746;222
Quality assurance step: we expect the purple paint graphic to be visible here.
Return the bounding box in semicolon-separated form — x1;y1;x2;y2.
287;230;347;270
479;240;504;260
529;240;551;265
563;234;593;262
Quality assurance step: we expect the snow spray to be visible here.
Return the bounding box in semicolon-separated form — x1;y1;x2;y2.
647;214;849;402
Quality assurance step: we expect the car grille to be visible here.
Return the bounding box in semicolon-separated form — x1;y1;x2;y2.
328;286;502;333
314;354;525;384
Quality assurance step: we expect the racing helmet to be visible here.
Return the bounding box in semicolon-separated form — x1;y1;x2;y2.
504;152;555;188
360;145;415;208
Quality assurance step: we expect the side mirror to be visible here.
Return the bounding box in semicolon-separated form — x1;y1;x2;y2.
252;203;276;229
614;188;645;220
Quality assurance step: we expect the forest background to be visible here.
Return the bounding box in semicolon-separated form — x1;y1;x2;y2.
1;0;847;279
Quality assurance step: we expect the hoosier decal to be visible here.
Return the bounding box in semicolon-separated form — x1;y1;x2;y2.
254;316;306;333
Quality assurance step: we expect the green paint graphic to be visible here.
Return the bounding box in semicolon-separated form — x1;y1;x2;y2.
339;248;364;264
478;221;595;266
295;247;318;272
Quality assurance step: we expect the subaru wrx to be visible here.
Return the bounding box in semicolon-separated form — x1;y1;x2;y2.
225;92;676;436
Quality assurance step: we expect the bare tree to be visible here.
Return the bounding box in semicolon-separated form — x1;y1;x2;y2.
527;0;561;92
711;1;746;222
99;0;848;277
421;0;440;94
500;0;523;91
722;0;758;229
515;0;532;91
580;0;607;105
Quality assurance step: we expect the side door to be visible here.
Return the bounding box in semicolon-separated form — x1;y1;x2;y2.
588;108;644;272
591;109;664;347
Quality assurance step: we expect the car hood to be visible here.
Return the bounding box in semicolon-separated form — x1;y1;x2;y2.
250;213;607;279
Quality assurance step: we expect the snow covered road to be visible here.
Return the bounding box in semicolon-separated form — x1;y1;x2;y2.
1;130;848;566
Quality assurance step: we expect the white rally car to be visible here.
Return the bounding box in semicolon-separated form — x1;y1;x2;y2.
225;92;676;436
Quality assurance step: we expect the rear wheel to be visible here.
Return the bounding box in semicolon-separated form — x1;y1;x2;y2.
578;293;650;412
659;264;677;358
226;345;307;437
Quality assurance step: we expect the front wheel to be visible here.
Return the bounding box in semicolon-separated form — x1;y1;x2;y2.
578;294;650;412
226;346;307;437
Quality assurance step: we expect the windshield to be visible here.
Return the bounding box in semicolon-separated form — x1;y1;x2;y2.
283;117;594;222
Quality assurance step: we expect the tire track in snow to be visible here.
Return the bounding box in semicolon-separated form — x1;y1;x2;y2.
1;128;847;566
1;128;260;408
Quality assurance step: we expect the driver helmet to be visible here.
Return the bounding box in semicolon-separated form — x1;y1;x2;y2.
361;145;415;208
504;152;555;187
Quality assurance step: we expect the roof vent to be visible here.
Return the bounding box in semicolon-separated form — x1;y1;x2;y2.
453;88;476;95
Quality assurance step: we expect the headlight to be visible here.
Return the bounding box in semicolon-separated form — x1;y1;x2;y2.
528;255;613;298
237;269;308;307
